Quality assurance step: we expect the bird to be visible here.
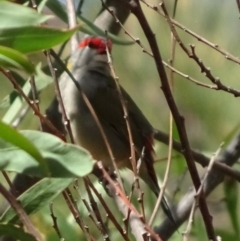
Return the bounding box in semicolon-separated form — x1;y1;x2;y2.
59;36;174;223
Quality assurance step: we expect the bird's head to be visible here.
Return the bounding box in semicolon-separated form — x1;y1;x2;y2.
75;36;112;68
79;36;112;55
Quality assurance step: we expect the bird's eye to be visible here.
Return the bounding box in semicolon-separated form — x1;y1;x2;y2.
88;41;95;48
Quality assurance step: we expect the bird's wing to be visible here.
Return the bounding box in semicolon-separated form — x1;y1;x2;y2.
83;70;153;152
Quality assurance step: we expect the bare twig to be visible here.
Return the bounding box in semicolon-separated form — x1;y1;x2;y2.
182;145;222;241
0;68;65;140
62;189;95;241
130;1;216;240
104;31;145;216
100;4;236;97
141;0;240;66
45;50;75;143
154;129;240;181
82;179;110;240
49;202;63;239
156;134;240;240
96;162;163;241
1;172;17;197
159;1;240;97
85;177;130;241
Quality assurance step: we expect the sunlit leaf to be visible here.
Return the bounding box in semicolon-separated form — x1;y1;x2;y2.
0;1;51;28
0;121;47;174
0;130;94;178
0;26;82;53
0;46;35;73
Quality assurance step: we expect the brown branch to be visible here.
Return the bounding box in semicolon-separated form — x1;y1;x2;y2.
141;0;240;66
82;179;110;240
96;162;163;241
129;1;216;240
154;129;240;182
100;4;234;97
49;202;63;239
0;68;65;140
155;133;240;239
85;177;131;241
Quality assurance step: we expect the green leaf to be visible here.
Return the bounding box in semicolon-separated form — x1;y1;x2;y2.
0;1;51;28
0;224;36;241
0;130;94;178
0;177;73;223
0;25;82;53
224;177;239;238
0;121;48;174
0;46;35;73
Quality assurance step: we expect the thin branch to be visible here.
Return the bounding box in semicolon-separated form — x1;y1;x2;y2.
141;0;240;66
62;189;95;241
159;1;240;97
182;145;222;241
49;202;63;240
155;134;240;239
154;129;240;181
82;178;110;240
29;75;43;129
45;50;75;143
1;172;17;197
85;177;130;241
0;68;65;140
100;4;236;97
130;1;216;240
96;162;162;241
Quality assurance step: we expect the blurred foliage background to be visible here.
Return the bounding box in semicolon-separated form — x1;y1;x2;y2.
1;0;240;240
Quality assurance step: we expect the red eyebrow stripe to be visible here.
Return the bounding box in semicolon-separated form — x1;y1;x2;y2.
78;37;112;52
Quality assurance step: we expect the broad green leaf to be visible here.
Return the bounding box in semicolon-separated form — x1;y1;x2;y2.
0;130;94;178
224;178;239;238
0;224;36;241
0;121;47;174
0;25;82;53
0;1;51;28
0;46;35;73
0;177;73;223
